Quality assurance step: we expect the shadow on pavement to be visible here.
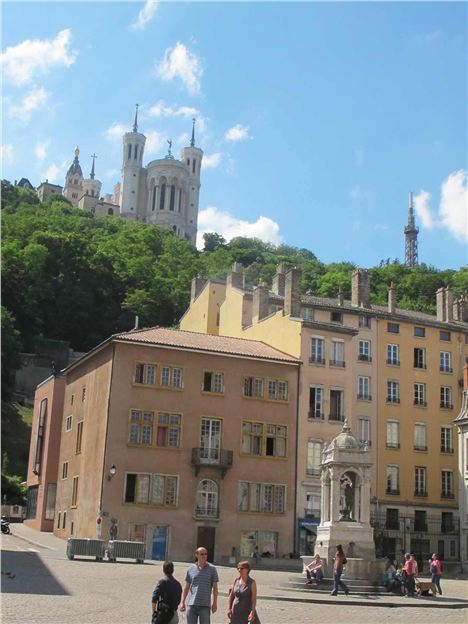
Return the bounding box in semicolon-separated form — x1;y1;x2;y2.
1;550;70;595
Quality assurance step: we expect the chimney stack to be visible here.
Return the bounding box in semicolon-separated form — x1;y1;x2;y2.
388;282;397;314
436;287;454;322
284;267;302;318
226;262;245;290
351;269;370;308
338;287;344;307
272;263;286;296
453;294;468;322
191;275;206;302
252;282;270;323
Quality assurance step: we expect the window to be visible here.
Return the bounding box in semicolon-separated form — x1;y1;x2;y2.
387;323;399;334
33;399;47;475
62;462;68;479
440;351;452;373
386;420;400;448
62;511;66;529
239;529;278;558
310;337;325;364
441;512;454;532
414;383;426;407
358;418;371;446
196;479;218;518
414;423;427;451
134;144;138;160
70;394;74;406
414;326;425;337
415;467;427;496
267;379;289;401
301;307;314;321
160;366;183;389
45;484;56;520
169;185;176;211
329;389;344;421
128;144;132;160
331;311;343;323
307;441;322;475
66;415;72;431
57;512;61;529
441;470;453;498
309;386;324;419
440;330;451;342
75;421;83;454
159;183;166;210
440;386;453;409
387;344;399;365
358;376;371;400
387;380;400;404
358;340;371;362
386;508;399;530
414;347;426;369
330;340;345;367
414;510;427;531
81;387;86;402
71;476;79;507
386;465;399;494
358;315;371;328
305;493;320;518
241;422;287;458
129;410;181;448
124;473;178;506
441;427;453;453
238;481;286;513
243;377;264;398
203;371;224;394
450;541;456;558
135;363;157;385
128;523;146;541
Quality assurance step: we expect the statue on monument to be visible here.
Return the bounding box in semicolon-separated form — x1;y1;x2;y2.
339;474;355;521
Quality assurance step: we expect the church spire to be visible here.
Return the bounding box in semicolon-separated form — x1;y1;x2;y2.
90;153;97;180
133;103;139;133
404;191;419;268
190;117;196;147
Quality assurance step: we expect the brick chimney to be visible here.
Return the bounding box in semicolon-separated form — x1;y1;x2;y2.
191;275;206;302
226;262;245;290
388;282;396;314
351;269;370;308
436;287;454;322
284;267;301;318
338;287;344;307
252;282;270;323
272;263;286;297
453;295;468;322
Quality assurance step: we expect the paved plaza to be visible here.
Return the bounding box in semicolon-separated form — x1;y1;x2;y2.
2;524;467;624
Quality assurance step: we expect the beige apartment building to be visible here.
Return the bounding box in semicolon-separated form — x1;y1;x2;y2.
180;264;468;565
28;327;300;562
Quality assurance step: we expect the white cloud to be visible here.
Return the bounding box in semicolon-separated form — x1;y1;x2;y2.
104;122;127;141
149;100;198;118
41;159;67;183
1;29;77;86
414;170;468;243
8;87;48;122
0;144;14;166
224;124;250;142
35;140;50;162
104;168;119;179
156;42;202;95
196;206;282;249
131;0;158;31
145;130;165;155
202;153;222;169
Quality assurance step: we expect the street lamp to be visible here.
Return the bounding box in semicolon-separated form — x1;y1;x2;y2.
107;464;117;481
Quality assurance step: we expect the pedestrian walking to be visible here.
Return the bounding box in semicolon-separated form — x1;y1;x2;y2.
403;553;418;597
180;546;219;624
227;560;260;623
151;561;182;624
429;553;443;595
330;544;349;596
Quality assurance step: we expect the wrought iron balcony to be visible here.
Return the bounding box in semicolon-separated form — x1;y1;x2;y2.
441;491;455;499
194;506;219;519
309;356;325;365
385;488;400;496
414;445;427;451
386;396;400;404
191;448;233;478
386;442;400;449
440;402;453;409
329;359;346;368
414;489;427;497
308;410;324;420
440;366;453;373
357;393;372;401
329;413;344;422
358;354;372;362
414;399;427;407
440;446;454;454
386;358;400;366
414;363;427;370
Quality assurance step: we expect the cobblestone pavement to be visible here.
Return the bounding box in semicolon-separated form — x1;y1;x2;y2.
2;526;467;624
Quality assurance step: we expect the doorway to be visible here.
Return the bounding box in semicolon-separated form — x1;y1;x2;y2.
197;526;216;562
152;526;168;560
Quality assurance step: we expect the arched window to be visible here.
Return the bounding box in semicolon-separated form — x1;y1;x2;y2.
159;178;166;210
128;144;132;160
196;479;218;518
178;188;182;212
134;144;138;160
169;184;176;211
108;208;114;215
192;159;196;174
152;185;157;211
172;225;177;232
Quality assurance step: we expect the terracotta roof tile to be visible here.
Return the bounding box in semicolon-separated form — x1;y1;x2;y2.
114;327;300;364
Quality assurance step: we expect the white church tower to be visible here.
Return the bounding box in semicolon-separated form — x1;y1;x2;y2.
119;105;146;220
180;119;203;243
63;146;84;206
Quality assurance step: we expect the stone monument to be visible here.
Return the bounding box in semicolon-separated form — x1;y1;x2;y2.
312;420;382;580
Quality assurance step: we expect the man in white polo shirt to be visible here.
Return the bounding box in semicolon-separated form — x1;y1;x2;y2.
180;546;218;624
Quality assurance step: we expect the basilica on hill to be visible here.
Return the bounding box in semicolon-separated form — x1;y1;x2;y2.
35;106;203;245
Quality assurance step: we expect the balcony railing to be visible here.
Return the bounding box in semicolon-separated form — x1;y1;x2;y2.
414;523;428;532
414;445;427;451
441;491;455;499
194;506;219;519
357;393;372;401
306;468;320;476
440;366;453;373
309;357;325;365
386;488;400;496
441;446;454;454
386;442;400;449
304;508;319;519
440;402;453;409
329;413;344;422
414;363;427;370
387;359;400;366
414;490;427;497
329;359;345;368
191;448;233;478
386;396;400;404
414;399;427;407
308;410;324;420
358;354;372;362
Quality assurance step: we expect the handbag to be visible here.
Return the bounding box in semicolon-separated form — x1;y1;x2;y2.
152;602;174;624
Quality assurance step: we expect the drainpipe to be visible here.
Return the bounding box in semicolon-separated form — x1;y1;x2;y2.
99;342;116;536
293;363;301;556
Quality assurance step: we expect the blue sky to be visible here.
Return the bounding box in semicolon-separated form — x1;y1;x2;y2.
2;1;467;269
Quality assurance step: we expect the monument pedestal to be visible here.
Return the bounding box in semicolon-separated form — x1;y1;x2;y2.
315;521;376;561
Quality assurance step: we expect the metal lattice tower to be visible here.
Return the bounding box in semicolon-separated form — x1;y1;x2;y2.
404;191;419;268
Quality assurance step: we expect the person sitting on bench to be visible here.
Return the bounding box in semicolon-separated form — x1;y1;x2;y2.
305;554;324;584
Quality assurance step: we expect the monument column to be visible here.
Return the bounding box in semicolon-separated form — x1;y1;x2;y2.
320;471;328;523
361;474;371;525
330;473;341;523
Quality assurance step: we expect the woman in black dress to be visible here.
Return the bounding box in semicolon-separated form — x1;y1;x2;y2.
227;560;260;624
